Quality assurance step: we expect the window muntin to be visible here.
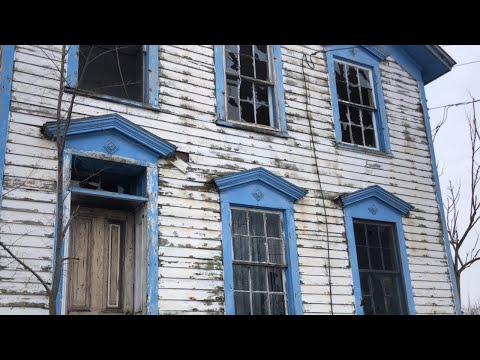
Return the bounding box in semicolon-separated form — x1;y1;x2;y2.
334;60;378;149
78;45;145;103
224;45;276;128
231;208;288;315
353;220;407;315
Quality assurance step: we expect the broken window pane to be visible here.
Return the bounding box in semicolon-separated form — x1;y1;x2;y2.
255;59;268;81
256;105;270;126
351;125;364;145
335;62;346;82
341;122;352;143
339;103;348;123
251;237;267;262
240;45;253;56
347;65;359;85
254;45;268;61
361;87;374;107
240;101;254;123
350;107;361;125
382;248;394;270
364;129;376;148
252;293;268;315
255;84;269;104
349;84;361;104
379;226;394;249
233;265;250;291
234;292;251;315
336;80;348;101
360;273;371;295
78;45;144;102
240;55;254;77
226;75;239;98
225;45;238;53
334;61;379;148
224;45;275;129
240;80;254;101
227;98;240;121
270;294;286;315
226;52;239;74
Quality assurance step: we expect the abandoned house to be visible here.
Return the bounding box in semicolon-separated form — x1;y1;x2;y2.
0;45;461;315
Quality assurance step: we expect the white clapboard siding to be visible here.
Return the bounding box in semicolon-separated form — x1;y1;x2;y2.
0;45;456;315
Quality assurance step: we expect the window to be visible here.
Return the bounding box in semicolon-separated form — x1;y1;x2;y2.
326;46;391;153
213;167;306;315
215;45;287;137
353;220;407;315
67;45;159;108
231;208;287;315
340;185;416;315
334;61;377;148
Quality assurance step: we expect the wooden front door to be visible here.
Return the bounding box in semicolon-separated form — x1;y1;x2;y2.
67;207;135;315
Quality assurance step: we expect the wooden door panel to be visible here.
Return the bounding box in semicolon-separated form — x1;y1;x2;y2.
68;207;134;315
68;216;93;311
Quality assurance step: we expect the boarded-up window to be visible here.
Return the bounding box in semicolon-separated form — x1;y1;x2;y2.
353;220;407;314
231;208;287;315
224;45;275;128
334;60;378;148
78;45;144;103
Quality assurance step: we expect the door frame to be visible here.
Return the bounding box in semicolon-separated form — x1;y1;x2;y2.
56;150;159;315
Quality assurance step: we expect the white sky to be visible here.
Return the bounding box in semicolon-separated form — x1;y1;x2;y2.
425;45;480;307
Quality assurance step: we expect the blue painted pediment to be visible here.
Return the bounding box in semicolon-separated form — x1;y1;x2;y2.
213;167;307;202
339;185;414;216
42;114;176;163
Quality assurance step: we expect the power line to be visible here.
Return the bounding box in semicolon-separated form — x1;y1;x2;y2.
455;60;480;68
429;99;480;111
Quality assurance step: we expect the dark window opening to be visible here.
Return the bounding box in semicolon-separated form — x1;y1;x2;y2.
78;45;144;103
231;208;287;315
71;156;146;197
353;220;408;315
334;60;377;149
224;45;275;128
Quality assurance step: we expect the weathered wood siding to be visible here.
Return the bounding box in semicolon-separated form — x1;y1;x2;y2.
0;45;455;314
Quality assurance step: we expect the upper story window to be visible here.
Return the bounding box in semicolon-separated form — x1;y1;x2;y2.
215;45;288;137
67;45;159;108
334;60;377;149
78;45;144;103
326;46;391;154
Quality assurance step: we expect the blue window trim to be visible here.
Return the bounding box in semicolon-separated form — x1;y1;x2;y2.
340;185;416;315
325;45;391;154
42;113;175;315
213;168;306;315
0;45;15;208
66;45;159;109
214;45;288;137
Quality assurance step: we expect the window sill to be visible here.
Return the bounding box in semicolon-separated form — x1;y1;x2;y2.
216;119;289;139
65;87;160;112
335;142;393;158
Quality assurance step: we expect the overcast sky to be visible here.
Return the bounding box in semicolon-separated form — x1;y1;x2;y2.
425;45;480;306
